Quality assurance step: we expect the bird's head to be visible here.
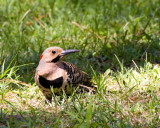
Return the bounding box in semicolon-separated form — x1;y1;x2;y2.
40;47;80;63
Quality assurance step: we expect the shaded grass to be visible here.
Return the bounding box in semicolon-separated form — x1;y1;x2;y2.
0;0;160;76
0;0;160;127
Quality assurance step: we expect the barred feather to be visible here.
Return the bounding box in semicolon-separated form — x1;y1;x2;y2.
62;61;92;86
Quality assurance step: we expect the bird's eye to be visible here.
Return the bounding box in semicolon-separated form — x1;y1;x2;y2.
52;51;56;54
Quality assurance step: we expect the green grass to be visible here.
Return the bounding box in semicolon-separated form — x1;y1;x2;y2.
0;0;160;127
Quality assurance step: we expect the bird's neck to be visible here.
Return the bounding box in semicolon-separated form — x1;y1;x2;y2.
37;61;59;78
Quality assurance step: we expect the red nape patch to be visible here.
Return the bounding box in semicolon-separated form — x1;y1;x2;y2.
40;54;43;60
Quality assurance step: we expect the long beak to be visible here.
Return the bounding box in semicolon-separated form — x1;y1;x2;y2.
61;49;80;56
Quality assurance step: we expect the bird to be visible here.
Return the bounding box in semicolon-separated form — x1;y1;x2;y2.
35;46;94;102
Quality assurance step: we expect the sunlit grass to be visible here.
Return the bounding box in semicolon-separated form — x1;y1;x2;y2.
0;61;159;127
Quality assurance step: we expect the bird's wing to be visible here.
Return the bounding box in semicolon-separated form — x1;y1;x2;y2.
61;61;92;86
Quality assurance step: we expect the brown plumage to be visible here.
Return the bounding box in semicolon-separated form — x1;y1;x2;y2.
35;47;94;102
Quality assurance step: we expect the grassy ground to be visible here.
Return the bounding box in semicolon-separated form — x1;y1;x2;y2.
0;0;160;127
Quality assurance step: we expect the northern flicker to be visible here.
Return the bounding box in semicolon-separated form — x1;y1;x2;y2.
35;47;94;102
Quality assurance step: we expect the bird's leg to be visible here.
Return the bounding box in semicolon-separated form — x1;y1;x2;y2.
45;95;52;104
78;84;96;94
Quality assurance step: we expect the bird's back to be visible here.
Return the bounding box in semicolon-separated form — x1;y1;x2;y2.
61;61;92;87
